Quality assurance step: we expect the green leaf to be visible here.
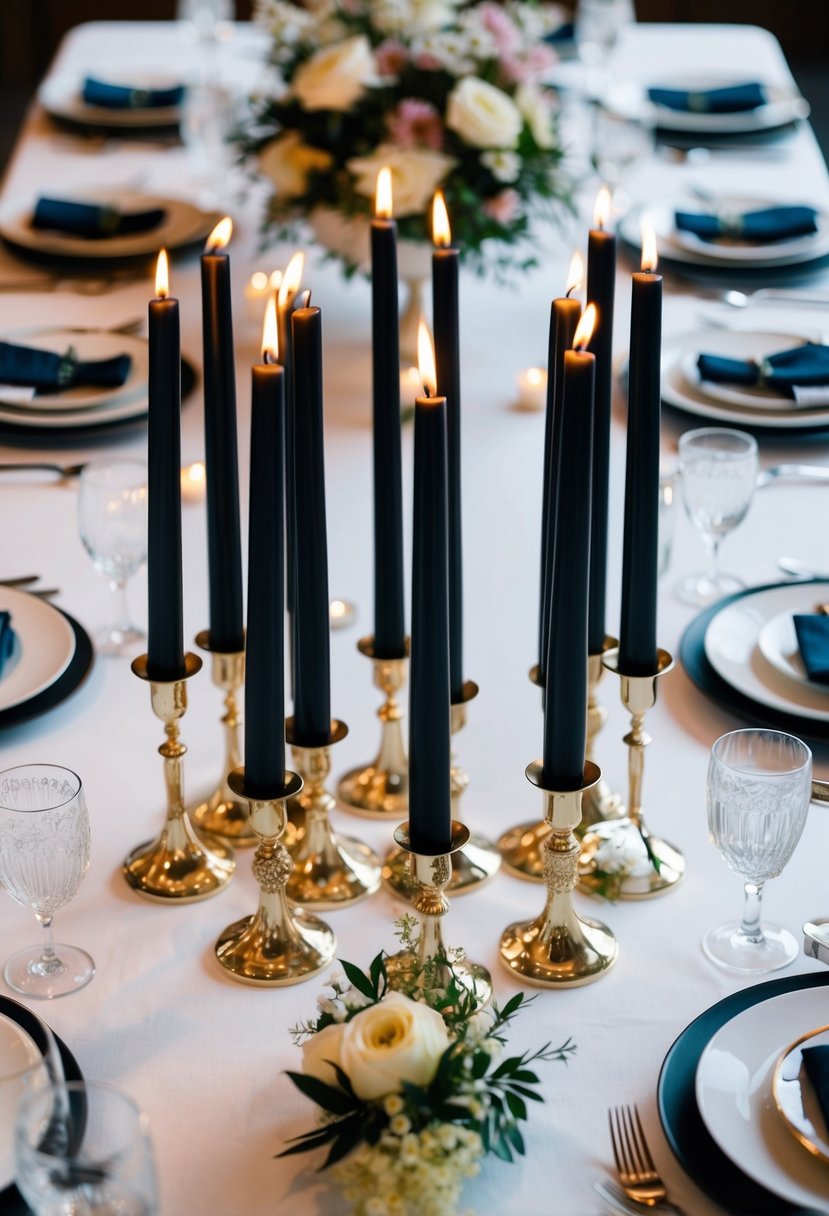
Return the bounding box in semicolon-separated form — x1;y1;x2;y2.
497;993;524;1021
471;1051;490;1080
340;959;377;1000
506;1092;527;1121
491;1056;523;1080
508;1084;544;1103
369;952;385;994
493;1136;514;1162
322;1118;366;1169
506;1122;526;1155
285;1071;358;1116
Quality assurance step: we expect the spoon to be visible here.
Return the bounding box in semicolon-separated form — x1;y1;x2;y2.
720;289;829;309
777;557;829;580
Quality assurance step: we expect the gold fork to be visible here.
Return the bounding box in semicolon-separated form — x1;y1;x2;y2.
608;1105;687;1214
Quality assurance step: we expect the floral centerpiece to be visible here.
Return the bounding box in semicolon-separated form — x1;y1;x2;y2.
279;922;575;1216
248;0;572;279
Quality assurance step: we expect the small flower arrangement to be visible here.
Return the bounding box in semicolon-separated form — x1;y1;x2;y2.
586;819;663;900
280;919;575;1216
247;0;573;278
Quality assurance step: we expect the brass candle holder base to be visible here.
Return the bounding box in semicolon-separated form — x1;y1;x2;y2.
285;718;382;909
582;636;625;832
499;762;617;988
578;648;684;900
215;770;337;986
190;631;254;849
124;653;236;903
385;821;492;1008
337;636;409;818
383;681;501;899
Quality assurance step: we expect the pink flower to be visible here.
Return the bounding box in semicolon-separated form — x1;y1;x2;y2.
483;189;520;224
500;44;558;85
387;98;444;150
478;2;521;54
375;38;408;77
414;50;443;71
525;43;558;80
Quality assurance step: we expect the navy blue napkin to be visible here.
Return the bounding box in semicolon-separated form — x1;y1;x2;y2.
675;205;818;244
802;1045;829;1125
697;343;829;393
82;76;185;110
793;615;829;684
0;611;14;679
0;340;131;392
648;82;766;113
32;197;166;240
545;21;575;44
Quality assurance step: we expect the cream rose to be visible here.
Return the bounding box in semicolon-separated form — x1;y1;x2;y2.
301;1021;345;1090
347;143;455;217
375;0;456;37
515;84;555;150
292;35;381;112
446;76;522;149
339;992;450;1100
258;132;333;199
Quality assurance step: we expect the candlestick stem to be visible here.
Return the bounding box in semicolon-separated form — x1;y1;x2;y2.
124;653;235;902
215;769;337;985
499;762;617;987
581;635;625;831
337;636;409;817
190;631;253;847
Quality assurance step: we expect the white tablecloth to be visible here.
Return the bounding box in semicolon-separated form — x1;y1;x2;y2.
1;20;829;1216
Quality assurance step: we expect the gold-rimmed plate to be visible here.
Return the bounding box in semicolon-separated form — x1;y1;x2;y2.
773;1025;829;1164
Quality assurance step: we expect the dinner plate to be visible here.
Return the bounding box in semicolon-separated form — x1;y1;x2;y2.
758;610;827;691
39;72;183;130
696;989;829;1212
0;608;93;729
0;1014;42;1191
658;969;829;1215
774;1024;829;1164
0;587;76;713
0;327;148;412
604;74;810;134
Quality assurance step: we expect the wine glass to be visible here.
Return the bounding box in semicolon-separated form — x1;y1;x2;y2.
78;460;147;656
704;729;812;973
16;1081;159;1216
0;765;94;999
676;427;758;606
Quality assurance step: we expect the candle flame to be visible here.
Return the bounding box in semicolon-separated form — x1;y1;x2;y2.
593;185;611;230
432;191;451;247
566;250;584;296
278;251;304;308
297;288;312;308
262;294;279;363
572;303;597;351
641;219;658;272
375;166;393;219
205;216;232;252
155;249;169;299
417;319;436;397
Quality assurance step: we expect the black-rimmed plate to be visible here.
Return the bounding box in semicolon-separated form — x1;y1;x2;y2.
0;608;93;729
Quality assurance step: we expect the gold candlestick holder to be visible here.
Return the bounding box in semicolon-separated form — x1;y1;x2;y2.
284;717;382;908
582;635;626;832
499;761;617;987
385;821;492;1008
190;630;253;848
337;636;408;817
124;654;235;903
383;681;501;899
579;648;684;899
215;768;337;985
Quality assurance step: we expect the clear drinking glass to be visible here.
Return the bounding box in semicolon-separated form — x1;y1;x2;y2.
676;427;758;606
78;460;147;657
0;765;94;999
15;1081;159;1216
704;729;812;973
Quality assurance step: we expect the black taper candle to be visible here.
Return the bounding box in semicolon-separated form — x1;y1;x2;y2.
291;305;331;746
277;253;304;624
147;250;185;681
201;219;243;652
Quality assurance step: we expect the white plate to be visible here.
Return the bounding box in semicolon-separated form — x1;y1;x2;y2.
0;587;76;712
604;74;809;134
0;327;148;411
759;610;829;693
0;1013;43;1190
39;72;182;129
704;582;829;723
0;190;220;261
696;987;829;1213
773;1024;829;1164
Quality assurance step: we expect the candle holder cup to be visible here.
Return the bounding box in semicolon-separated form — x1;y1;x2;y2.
337;636;409;817
385;820;492;1008
582;635;626;831
499;761;617;987
190;630;254;848
124;653;236;902
578;648;684;899
215;768;337;985
284;718;382;908
383;681;501;899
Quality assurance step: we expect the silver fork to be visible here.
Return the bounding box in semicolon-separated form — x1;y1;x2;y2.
608;1106;687;1214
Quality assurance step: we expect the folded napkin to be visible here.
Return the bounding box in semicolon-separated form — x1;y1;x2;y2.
81;76;185;110
31;197;166;240
0;340;131;392
675;205;819;244
802;1045;829;1129
647;82;767;113
793;615;829;683
545;21;575;44
0;611;15;680
697;343;829;405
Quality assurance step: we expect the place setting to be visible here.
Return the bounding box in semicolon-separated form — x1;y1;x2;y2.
38;70;186;134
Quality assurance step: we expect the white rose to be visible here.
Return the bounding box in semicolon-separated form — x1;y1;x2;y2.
258;132;333;199
347;143;456;217
515;84;555;149
292;35;380;112
301;1021;346;1089
375;0;456;36
338;991;450;1100
446;76;523;149
481;148;520;182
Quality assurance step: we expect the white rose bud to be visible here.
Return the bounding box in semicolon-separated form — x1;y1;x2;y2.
258;131;333;199
300;1021;346;1089
339;991;450;1100
292;35;381;112
446;76;523;149
515;84;555;150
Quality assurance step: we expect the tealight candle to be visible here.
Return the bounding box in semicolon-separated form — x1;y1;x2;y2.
180;461;206;504
329;598;357;629
516;366;547;411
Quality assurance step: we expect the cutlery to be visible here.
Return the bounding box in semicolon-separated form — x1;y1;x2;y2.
609;1106;687;1215
811;779;829;805
594;1178;682;1215
0;575;40;587
720;289;829;310
661;145;790;165
757;465;829;489
777;556;829;580
0;462;87;480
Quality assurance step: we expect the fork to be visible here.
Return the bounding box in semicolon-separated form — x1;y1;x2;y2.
608;1106;687;1214
0;462;87;480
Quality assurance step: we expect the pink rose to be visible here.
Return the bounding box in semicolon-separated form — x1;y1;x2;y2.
414;50;443;70
483;189;520;224
478;2;521;54
387;98;443;150
376;38;408;77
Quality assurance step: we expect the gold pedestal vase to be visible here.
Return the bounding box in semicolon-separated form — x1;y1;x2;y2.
337;636;409;817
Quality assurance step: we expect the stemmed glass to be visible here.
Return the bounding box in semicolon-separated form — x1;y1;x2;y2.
705;729;812;973
78;460;147;656
676;427;758;606
15;1081;159;1216
0;765;94;999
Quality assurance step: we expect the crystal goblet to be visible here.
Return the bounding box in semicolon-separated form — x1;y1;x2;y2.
78;460;147;657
